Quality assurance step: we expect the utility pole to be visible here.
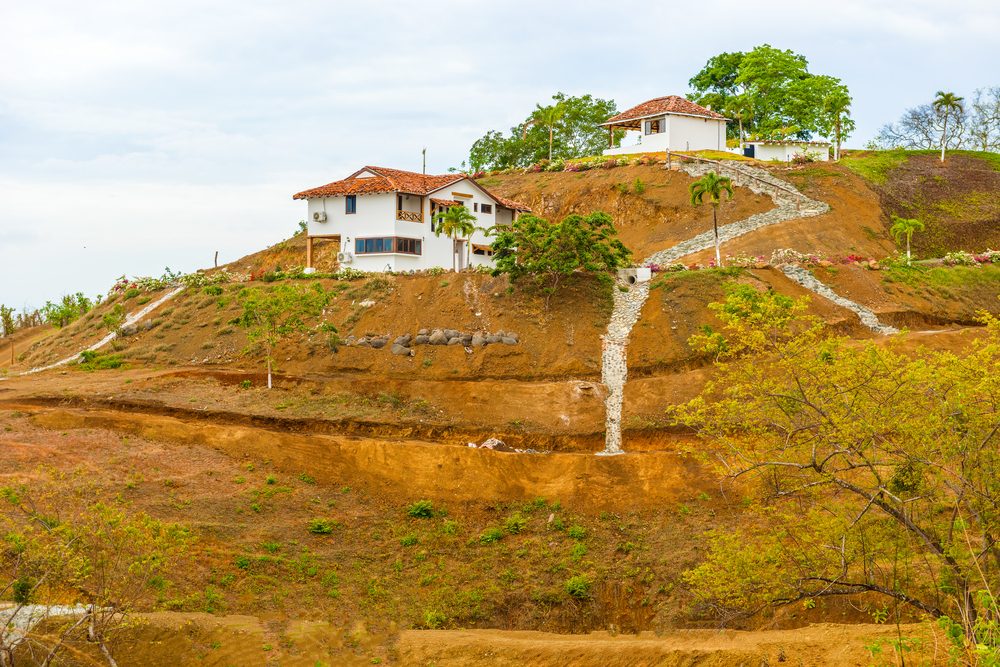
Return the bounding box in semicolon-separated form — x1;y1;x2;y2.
422;147;427;175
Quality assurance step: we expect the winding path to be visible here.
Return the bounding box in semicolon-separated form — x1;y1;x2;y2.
780;265;899;335
2;286;184;380
599;161;832;455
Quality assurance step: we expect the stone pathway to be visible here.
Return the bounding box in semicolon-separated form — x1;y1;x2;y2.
1;286;184;380
598;161;831;455
780;265;899;335
1;603;89;647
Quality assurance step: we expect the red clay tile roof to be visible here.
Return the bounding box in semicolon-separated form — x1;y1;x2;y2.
603;96;727;125
294;166;531;212
748;139;830;146
429;197;460;207
293;166;465;199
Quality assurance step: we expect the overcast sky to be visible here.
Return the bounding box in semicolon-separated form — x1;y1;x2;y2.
1;0;997;309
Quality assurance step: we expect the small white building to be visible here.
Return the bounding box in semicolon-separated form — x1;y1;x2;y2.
602;95;729;155
293;166;529;273
744;140;830;162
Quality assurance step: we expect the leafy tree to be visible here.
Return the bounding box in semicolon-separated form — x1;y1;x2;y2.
934;91;966;162
491;211;631;304
689;45;851;143
673;285;1000;655
889;215;925;263
235;283;332;389
467;93;620;169
433;205;478;272
0;306;14;338
522;102;566;162
1;483;189;667
809;76;855;160
41;294;93;329
968;87;1000;152
689;171;734;267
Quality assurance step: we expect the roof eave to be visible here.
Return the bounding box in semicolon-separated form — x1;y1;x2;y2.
601;110;729;126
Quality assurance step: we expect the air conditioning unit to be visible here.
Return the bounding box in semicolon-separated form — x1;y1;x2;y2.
312;211;327;222
337;251;353;264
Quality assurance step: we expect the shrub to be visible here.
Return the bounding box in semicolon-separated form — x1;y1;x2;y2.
423;610;447;629
407;500;435;518
567;525;587;540
307;518;339;535
564;574;592;599
441;520;458;535
78;350;125;371
504;512;528;535
479;527;504;544
400;534;419;546
204;285;223;296
239;379;252;389
123;288;142;299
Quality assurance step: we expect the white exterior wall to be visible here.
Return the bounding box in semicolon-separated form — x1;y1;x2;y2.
604;114;728;155
303;178;515;272
751;144;830;162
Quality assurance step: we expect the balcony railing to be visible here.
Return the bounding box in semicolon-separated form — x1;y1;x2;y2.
396;209;422;222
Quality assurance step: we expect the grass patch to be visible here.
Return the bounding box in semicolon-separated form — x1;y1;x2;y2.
841;149;911;185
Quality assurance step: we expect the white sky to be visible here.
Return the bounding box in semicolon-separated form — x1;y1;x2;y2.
1;0;998;308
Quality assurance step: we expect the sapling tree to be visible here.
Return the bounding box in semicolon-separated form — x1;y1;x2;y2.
673;284;1000;657
491;211;631;306
0;306;14;338
889;215;925;263
235;283;332;389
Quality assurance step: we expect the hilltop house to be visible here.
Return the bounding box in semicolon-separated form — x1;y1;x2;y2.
602;95;729;155
743;139;830;162
293;167;529;273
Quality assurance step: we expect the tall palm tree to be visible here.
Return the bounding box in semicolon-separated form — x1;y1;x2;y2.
522;102;566;162
933;91;965;162
434;205;478;272
689;171;734;267
890;215;925;264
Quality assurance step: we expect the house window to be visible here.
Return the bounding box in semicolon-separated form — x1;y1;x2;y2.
473;203;479;212
645;119;660;135
345;195;357;214
354;237;421;255
480;203;493;214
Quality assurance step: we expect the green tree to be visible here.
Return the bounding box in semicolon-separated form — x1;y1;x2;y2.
41;293;93;329
522;102;566;162
1;483;189;667
491;211;631;305
235;283;332;389
673;285;1000;654
807;76;855;160
467;93;620;170
0;305;14;338
889;215;925;263
689;45;850;142
434;205;478;272
934;91;965;162
689;171;734;267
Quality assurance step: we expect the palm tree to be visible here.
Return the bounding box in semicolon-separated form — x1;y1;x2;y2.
522;102;566;162
434;205;478;272
933;91;965;162
689;171;734;267
890;215;925;264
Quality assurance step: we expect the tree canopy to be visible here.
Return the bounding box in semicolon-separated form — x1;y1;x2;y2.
673;284;1000;659
874;87;1000;152
688;45;853;146
468;93;620;171
490;211;631;300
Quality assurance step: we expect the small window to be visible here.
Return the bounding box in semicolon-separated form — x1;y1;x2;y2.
480;203;492;214
473;202;479;212
346;195;357;214
355;239;364;254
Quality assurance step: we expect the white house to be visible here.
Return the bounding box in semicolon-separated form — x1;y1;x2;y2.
744;140;830;162
602;95;729;155
293;166;529;272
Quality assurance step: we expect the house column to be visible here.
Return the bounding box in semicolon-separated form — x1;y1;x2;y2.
608;126;614;148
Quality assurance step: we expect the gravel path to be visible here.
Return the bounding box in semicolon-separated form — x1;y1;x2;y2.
598;161;830;455
780;265;899;335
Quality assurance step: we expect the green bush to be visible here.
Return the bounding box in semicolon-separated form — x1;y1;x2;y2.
407;500;435;518
204;285;224;296
479;527;504;544
504;512;528;535
78;350;125;371
124;288;142;299
423;610;447;629
308;518;339;535
564;574;592;599
567;525;587;540
400;534;419;546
